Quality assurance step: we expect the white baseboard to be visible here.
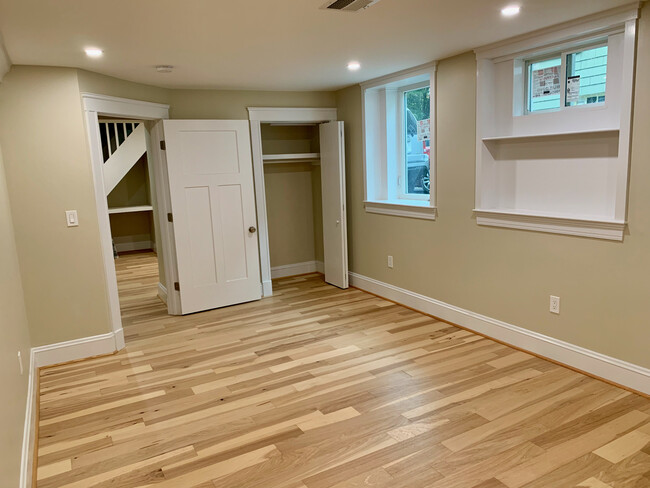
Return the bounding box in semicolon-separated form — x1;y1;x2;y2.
20;330;122;485
315;260;324;274
157;282;168;304
32;331;119;369
271;261;321;279
114;240;154;253
349;272;650;395
19;350;37;488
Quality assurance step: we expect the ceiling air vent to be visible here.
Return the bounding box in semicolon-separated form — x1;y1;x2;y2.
321;0;383;12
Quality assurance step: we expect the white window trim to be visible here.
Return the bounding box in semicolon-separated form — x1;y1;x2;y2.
361;61;437;220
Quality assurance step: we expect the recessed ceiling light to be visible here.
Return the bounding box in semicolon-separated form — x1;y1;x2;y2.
156;65;174;73
347;61;361;71
84;48;103;58
501;5;521;17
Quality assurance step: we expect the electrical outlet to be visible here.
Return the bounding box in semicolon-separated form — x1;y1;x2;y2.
387;255;394;268
17;351;24;375
550;295;560;314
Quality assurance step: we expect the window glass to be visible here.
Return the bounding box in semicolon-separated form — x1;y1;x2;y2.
528;57;562;112
404;86;430;195
565;45;608;107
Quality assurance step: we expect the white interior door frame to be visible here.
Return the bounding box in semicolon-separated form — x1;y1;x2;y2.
247;107;338;297
82;93;173;351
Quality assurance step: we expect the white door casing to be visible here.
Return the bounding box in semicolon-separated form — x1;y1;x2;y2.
162;120;261;314
320;121;349;289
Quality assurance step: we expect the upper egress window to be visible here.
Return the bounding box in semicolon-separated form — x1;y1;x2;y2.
526;44;608;114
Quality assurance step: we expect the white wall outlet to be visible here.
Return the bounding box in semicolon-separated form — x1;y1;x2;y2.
550;295;560;314
65;210;79;227
387;255;394;268
17;351;24;375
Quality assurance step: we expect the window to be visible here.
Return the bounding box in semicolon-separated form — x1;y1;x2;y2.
361;63;437;220
402;85;431;196
566;45;608;107
527;57;562;112
525;44;608;114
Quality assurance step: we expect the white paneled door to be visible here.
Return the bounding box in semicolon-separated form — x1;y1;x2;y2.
320;121;349;289
163;120;261;314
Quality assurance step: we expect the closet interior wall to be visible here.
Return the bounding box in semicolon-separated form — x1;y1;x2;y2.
261;124;324;272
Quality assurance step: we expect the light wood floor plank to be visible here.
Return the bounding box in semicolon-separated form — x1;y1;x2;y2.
35;252;650;487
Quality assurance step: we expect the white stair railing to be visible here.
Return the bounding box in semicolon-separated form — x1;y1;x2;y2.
101;121;147;195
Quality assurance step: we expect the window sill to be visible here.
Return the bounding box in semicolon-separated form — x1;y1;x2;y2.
474;208;626;241
364;200;437;220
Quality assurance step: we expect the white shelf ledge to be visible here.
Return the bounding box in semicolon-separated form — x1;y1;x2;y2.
365;200;437;220
474;209;626;241
482;128;619;144
262;153;320;164
108;205;153;215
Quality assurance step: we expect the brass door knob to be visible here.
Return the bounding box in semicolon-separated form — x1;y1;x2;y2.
249;226;257;233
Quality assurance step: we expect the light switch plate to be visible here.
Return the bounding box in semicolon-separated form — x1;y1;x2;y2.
66;210;79;227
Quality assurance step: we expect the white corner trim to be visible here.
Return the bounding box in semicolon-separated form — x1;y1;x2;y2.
158;282;168;305
32;331;119;369
247;107;337;123
364;200;437;220
474;209;626;241
349;271;650;395
271;261;320;279
19;349;37;488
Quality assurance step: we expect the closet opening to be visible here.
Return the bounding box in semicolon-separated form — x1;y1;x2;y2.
99;117;166;329
261;123;326;282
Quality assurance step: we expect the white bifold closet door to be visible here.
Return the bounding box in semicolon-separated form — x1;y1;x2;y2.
320;121;349;289
163;120;261;314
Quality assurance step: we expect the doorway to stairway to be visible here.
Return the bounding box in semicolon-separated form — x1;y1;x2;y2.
99;117;166;334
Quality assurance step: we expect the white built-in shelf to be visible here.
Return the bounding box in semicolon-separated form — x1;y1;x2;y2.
474;208;626;241
262;153;320;164
108;205;153;215
482;128;620;144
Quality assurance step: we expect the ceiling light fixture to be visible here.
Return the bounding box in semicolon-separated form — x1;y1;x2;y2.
156;65;174;73
84;48;103;58
501;5;521;17
347;61;361;71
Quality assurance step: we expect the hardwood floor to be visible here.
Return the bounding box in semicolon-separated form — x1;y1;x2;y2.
36;252;650;487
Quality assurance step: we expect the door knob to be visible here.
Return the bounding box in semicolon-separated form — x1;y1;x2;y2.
249;226;257;233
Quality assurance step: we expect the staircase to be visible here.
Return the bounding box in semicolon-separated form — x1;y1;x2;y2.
100;120;147;195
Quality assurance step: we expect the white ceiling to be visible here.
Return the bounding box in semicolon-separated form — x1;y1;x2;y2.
0;0;635;91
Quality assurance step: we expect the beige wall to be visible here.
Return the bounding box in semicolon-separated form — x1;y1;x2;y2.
0;66;112;346
0;143;32;487
336;7;650;369
265;164;317;267
77;69;171;105
170;90;336;119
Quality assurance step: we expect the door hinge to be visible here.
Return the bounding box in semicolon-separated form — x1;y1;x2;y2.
174;281;180;291
160;140;166;150
167;213;173;222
